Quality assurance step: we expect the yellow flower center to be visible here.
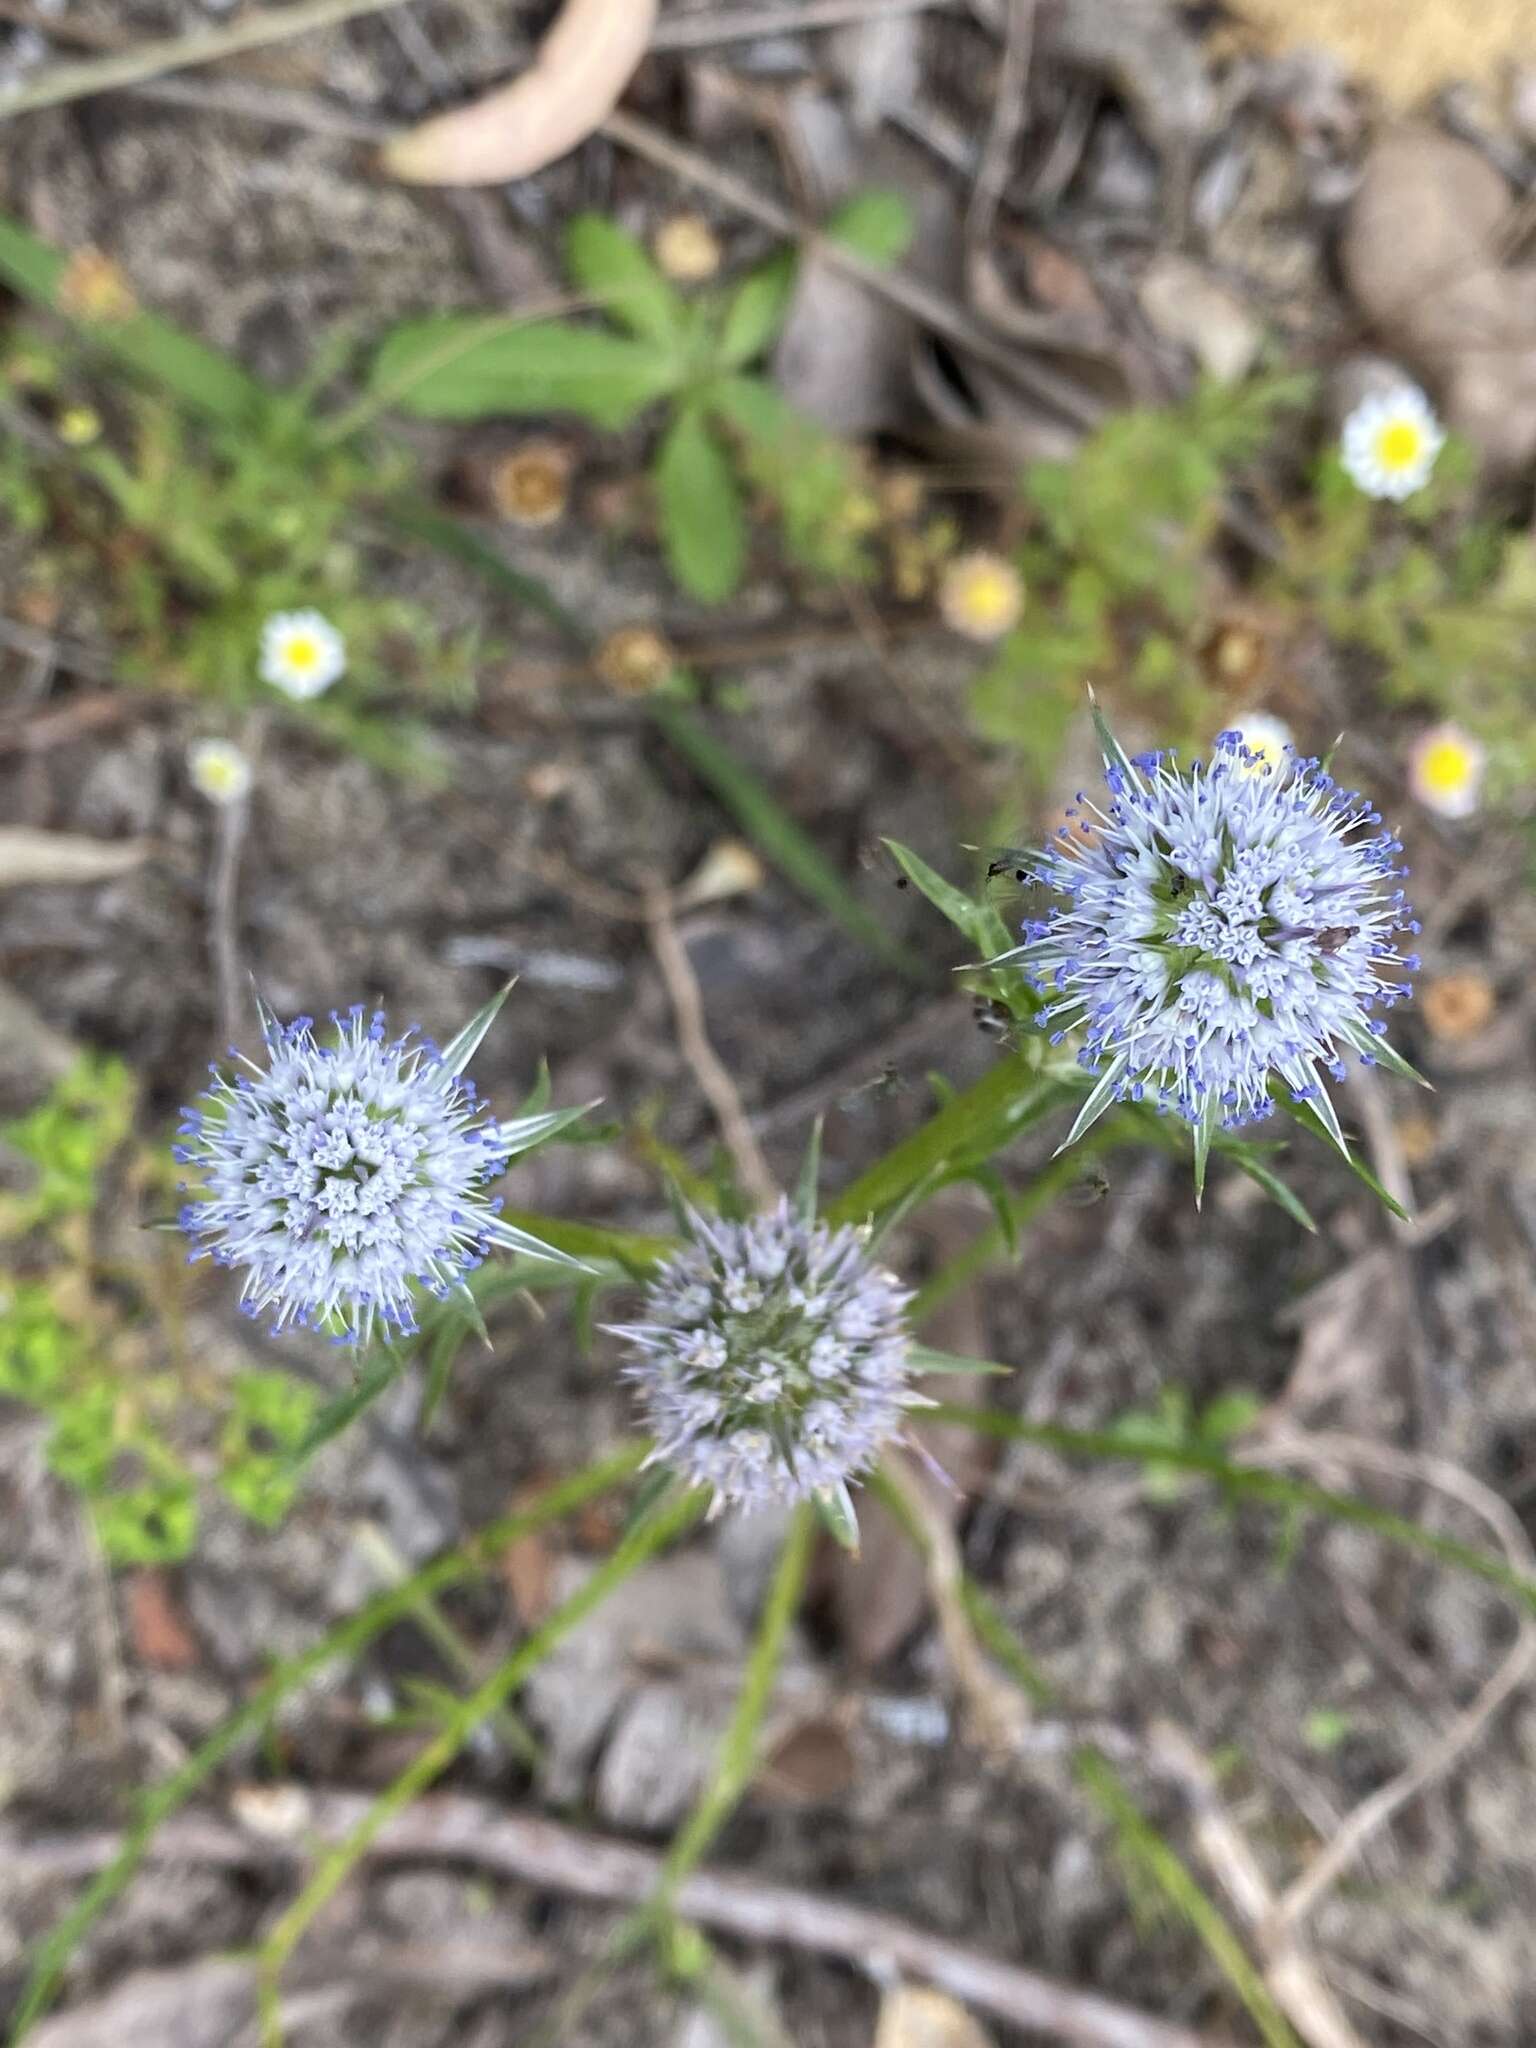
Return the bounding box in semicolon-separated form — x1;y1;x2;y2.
1375;419;1423;472
957;567;1017;626
285;637;318;671
1417;737;1474;798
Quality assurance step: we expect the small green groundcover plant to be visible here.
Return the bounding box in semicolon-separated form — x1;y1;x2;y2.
370;192;913;601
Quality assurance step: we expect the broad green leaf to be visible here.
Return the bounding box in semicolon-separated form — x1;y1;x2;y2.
716;251;797;370
370;316;679;429
654;405;747;602
564;213;686;346
707;370;796;445
882;838;1015;962
825;188;915;267
648;700;924;978
0;212;263;426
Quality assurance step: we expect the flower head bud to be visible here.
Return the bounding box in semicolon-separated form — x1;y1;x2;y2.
611;1200;918;1519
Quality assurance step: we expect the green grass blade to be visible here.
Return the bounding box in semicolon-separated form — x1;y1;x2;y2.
386;501;586;642
256;1483;707;2041
657;1502;816;1897
0;212;264;425
920;1405;1536;1619
6;1446;647;2044
648;701;924;980
1078;1753;1304;2048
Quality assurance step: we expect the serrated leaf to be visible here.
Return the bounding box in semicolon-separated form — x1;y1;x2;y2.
654;404;746;602
825;188;915;267
370;315;679;429
716;251;796;370
883;838;1014;961
565;213;686;346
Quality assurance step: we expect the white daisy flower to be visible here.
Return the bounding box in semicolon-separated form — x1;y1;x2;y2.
1407;721;1484;820
1340;385;1444;501
1225;710;1294;778
259;610;346;699
187;737;253;806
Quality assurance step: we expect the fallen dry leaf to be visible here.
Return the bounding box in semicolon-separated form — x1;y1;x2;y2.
0;828;147;890
382;0;658;186
1237;0;1536;105
754;1714;857;1806
124;1570;198;1672
875;1986;997;2048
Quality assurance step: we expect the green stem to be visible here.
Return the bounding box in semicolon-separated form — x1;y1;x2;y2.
8;1444;646;2045
920;1405;1536;1618
255;1483;706;2047
1078;1753;1303;2048
657;1501;816;1899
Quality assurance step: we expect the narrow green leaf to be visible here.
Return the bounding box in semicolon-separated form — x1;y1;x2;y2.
496;1209;675;1274
623;1460;684;1537
716;251;797;370
388;502;584;642
289;1349;408;1472
1085;687;1144;790
370;316;679;429
813;1481;861;1552
1191;1093;1218;1209
1278;1095;1410;1221
564;214;687;346
648;700;924;978
654;405;747;602
906;1344;1013;1377
496;1101;595;1158
0;213;264;426
824;188;915;267
921;1403;1536;1619
1056;1055;1129;1154
437;979;513;1081
828;1059;1068;1227
794;1115;823;1227
882;839;1015;961
1211;1136;1317;1233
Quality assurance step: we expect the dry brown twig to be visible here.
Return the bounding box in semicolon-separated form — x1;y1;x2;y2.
642;881;779;1212
9;1793;1225;2048
1243;1426;1536;1947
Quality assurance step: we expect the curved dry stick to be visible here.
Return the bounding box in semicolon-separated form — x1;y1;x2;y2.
8;1795;1223;2048
1244;1428;1536;1944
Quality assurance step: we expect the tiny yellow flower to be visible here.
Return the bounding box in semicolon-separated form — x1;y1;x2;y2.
595;624;675;695
56;404;102;447
489;440;572;528
259;610;346;700
1226;710;1293;777
56;247;138;324
188;738;253;806
1340;384;1444;501
653;213;722;283
938;551;1025;642
1407;721;1484;819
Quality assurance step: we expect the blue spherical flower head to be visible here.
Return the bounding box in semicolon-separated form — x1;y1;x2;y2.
609;1198;921;1534
176;986;583;1344
1001;716;1422;1166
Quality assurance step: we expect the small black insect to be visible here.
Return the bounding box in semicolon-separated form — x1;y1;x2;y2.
1315;925;1358;955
